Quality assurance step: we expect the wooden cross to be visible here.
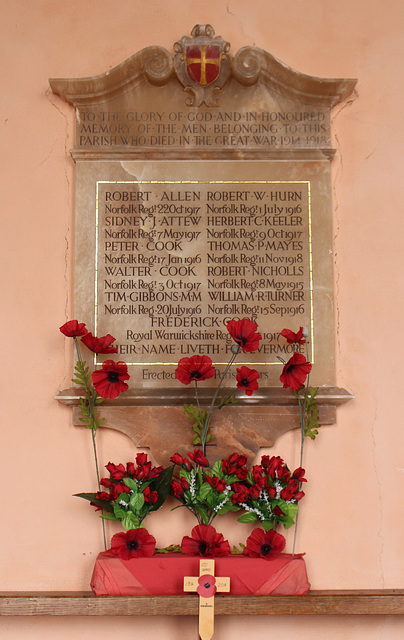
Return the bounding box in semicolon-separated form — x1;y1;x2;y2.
184;559;230;640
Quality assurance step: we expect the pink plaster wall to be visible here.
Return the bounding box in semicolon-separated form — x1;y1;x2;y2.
1;0;403;637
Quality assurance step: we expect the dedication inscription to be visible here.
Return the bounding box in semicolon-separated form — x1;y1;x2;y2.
96;176;312;387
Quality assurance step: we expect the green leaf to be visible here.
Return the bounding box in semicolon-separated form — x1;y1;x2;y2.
130;492;145;511
73;492;114;514
217;501;240;514
217;394;238;410
285;502;298;519
155;544;182;554
194;503;210;524
198;482;212;501
147;466;175;512
179;468;191;483
261;519;275;531
100;512;119;521
304;386;321;440
232;543;245;555
113;504;129;520
237;512;259;524
122;513;141;530
123;477;139;492
211;460;223;477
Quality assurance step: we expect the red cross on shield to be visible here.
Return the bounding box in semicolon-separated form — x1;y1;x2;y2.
186;45;221;86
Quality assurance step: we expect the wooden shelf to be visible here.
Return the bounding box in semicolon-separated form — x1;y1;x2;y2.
1;591;403;616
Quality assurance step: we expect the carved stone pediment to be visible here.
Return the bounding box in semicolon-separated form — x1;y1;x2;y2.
49;24;357;161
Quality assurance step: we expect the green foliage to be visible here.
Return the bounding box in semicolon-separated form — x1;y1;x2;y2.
217;395;238;410
304;386;320;440
232;543;245;555
149;466;175;511
155;544;182;554
237;512;259;524
184;395;237;447
183;404;211;446
174;457;246;526
74;492;114;514
72;360;104;431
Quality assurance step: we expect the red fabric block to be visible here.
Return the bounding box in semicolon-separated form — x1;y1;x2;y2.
91;552;310;596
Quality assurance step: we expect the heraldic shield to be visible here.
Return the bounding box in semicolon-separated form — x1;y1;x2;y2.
186;45;221;86
174;24;231;106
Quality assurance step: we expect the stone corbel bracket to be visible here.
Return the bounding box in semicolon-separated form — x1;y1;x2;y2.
56;386;354;466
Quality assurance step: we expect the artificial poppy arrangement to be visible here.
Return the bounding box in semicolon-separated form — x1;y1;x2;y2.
60;318;318;565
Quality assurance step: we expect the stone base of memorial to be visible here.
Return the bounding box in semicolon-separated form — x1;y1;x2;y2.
90;551;310;596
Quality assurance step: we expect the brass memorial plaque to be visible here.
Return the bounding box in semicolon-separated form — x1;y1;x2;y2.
75;159;333;388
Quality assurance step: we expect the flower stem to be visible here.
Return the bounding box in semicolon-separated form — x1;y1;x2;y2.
201;350;238;455
292;339;311;556
73;338;107;551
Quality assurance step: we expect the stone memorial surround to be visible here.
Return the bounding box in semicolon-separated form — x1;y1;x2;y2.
53;25;356;464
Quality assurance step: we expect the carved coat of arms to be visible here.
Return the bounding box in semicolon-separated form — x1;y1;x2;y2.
174;25;231;107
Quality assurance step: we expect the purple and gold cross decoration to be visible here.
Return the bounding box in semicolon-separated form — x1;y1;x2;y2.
184;559;230;640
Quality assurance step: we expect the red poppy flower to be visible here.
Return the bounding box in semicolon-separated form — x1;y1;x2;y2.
181;524;231;557
126;462;136;476
188;449;209;467
59;320;88;337
243;528;286;560
90;491;111;511
205;475;226;493
291;467;307;483
105;462;126;479
226;319;262;353
170;453;184;466
135;461;152;479
197;575;216;598
110;528;156;560
280;327;306;344
92;360;130;399
171;479;184;497
231;483;249;504
249;485;261;499
279;352;312;390
182;458;192;471
252;466;266;486
81;332;118;354
236;366;260;396
175;356;215;385
264;455;284;478
135;452;148;466
143;486;158;504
